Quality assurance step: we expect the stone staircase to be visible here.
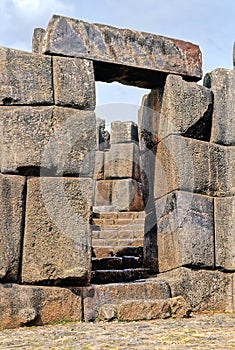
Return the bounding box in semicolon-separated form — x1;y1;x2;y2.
91;211;151;284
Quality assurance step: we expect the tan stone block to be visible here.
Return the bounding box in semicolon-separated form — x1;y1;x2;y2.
53;56;95;110
110;121;138;144
0;284;82;329
94;151;104;180
112;179;144;211
22;177;93;285
0;47;53;105
95;180;112;206
32;28;45;53
0;174;25;282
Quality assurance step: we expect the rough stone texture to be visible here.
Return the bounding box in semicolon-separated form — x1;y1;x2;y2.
95;180;112;207
97;304;117;321
112;179;144;212
22;177;93;285
0;284;82;329
32;28;46;53
0;174;25;282
94;151;104;180
159;74;213;141
104;143;141;181
53;56;95;110
143;209;158;273
0;107;96;177
158;267;234;313
0;47;53;105
110;121;139;144
168;296;192;318
204;68;235;145
155;191;214;272
82;279;171;321
215;197;235;270
40;15;202;88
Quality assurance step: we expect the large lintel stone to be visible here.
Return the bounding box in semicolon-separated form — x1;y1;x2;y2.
155;191;214;272
40;15;202;88
0;174;25;282
204;68;235;145
0;47;53;105
21;177;93;285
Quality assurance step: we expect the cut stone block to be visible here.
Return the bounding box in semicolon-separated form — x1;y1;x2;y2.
0;47;53;105
53;56;95;110
95;180;112;206
104;143;141;181
0;107;96;177
110;121;138;144
158;267;234;313
32;28;46;53
159;74;213;141
82;279;171;321
40;15;202;88
204;68;235;145
0;174;25;282
94;151;104;180
112;179;144;211
215;197;235;270
22;177;93;285
0;284;82;329
155;191;214;272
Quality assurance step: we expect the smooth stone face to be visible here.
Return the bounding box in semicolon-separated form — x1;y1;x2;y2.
0;174;25;282
204;68;235;145
215;197;235;270
158;267;234;313
21;177;93;285
155;191;214;272
32;28;46;53
94;151;104;180
0;47;53;105
40;15;202;88
160;74;213;141
110;121;139;144
0;284;82;329
104;143;141;181
112;179;144;211
53;56;95;110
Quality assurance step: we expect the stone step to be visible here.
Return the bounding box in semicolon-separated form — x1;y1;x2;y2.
92;238;143;247
93;211;146;220
92;256;142;271
91;268;151;285
92;246;143;258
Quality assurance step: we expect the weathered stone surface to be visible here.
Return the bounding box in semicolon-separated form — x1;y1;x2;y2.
215;197;235;270
83;279;171;321
40;15;202;88
94;151;104;180
0;174;25;282
159;74;213;141
155;191;214;272
112;179;144;211
0;47;53;105
0;107;96;176
204;68;235;145
158;267;234;312
104;143;141;181
22;177;93;285
97;304;117;321
0;284;82;329
143;210;158;273
110;121;138;144
95;180;112;206
53;56;95;110
168;296;192;318
32;28;46;53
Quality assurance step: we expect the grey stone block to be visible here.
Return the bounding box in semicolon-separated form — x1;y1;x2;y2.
53;56;95;110
110;121;138;144
215;197;235;270
94;151;104;180
95;180;112;207
0;47;53;105
21;177;93;285
204;68;235;145
160;74;213;141
104;143;140;181
155;191;214;272
32;28;46;53
40;15;202;88
112;179;144;212
0;174;25;282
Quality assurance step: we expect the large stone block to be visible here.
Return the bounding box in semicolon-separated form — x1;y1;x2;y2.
159;74;213;141
110;121;138;144
0;47;53;105
53;56;95;110
155;191;214;272
0;107;96;177
95;180;112;206
0;284;82;329
204;68;235;145
40;15;202;88
0;174;25;282
21;177;93;285
215;197;235;270
94;151;104;180
32;28;46;53
104;143;140;181
158;267;234;313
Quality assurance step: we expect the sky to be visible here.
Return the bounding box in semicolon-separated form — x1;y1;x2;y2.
1;0;235;126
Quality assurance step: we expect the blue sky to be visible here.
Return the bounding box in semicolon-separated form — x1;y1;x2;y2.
1;0;235;125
